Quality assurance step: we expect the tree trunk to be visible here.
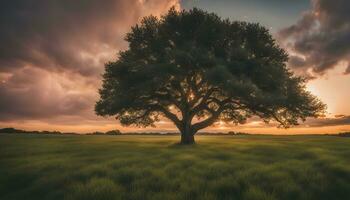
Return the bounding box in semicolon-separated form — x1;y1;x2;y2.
180;131;195;144
179;113;195;144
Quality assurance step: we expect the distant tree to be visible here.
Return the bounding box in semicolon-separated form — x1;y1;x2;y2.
91;131;105;135
0;128;23;134
338;132;350;137
228;131;236;135
95;8;326;144
105;130;122;135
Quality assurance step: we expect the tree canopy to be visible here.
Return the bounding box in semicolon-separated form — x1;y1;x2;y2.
95;8;326;144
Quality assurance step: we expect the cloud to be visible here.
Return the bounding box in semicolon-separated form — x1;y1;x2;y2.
304;115;350;127
278;0;350;76
0;0;180;76
0;0;180;122
0;67;95;120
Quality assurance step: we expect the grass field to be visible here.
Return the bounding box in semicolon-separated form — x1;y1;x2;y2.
0;134;350;200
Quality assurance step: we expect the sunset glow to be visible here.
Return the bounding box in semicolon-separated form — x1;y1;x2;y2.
0;0;349;134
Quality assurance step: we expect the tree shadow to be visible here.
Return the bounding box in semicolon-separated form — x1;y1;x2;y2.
168;142;198;149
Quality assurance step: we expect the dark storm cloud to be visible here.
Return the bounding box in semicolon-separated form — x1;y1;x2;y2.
0;0;143;76
278;0;350;76
0;0;179;121
0;0;180;75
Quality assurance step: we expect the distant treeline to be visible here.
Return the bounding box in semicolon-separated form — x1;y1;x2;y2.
0;128;70;135
0;128;121;135
337;132;350;137
1;127;349;136
0;127;250;136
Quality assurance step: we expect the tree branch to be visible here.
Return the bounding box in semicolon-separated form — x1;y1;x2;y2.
191;98;232;133
190;87;219;116
150;105;182;130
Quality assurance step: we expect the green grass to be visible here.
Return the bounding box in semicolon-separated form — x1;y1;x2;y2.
0;134;350;200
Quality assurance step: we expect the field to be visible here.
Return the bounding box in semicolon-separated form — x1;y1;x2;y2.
0;134;350;200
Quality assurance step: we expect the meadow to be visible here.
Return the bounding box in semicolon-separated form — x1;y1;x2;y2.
0;133;350;200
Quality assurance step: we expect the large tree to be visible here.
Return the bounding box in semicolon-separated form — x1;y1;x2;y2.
95;8;326;144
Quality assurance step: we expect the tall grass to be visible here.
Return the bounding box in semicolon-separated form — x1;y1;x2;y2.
0;134;349;200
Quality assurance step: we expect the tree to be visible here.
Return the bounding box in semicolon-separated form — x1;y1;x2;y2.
105;130;122;135
95;8;326;144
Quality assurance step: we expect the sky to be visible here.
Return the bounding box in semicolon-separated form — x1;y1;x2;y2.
0;0;350;134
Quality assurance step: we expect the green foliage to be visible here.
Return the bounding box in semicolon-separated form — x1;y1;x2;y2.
1;134;350;200
105;130;122;135
95;8;326;140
